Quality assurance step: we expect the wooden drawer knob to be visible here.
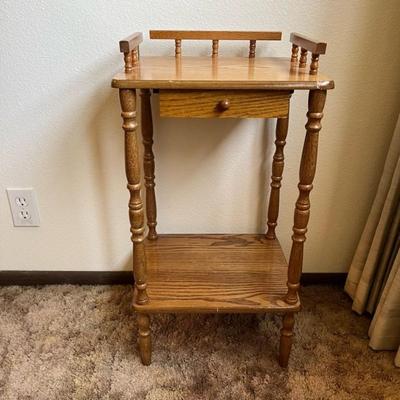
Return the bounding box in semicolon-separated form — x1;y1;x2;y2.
218;99;230;111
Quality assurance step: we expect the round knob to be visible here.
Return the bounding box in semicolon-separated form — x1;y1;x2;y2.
218;99;230;111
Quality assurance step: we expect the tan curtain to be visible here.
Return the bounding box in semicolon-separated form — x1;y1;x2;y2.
345;115;400;366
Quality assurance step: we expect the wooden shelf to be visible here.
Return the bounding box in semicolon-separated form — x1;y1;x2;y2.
133;234;300;314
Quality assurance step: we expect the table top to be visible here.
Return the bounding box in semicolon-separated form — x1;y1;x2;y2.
112;56;334;90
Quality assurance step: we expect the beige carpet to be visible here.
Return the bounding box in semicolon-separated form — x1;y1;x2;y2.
0;285;398;400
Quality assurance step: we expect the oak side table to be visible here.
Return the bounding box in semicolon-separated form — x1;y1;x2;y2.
111;30;334;367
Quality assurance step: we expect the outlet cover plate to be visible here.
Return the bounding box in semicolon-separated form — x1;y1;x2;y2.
6;188;40;227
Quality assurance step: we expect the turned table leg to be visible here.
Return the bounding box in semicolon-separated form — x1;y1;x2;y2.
279;312;295;367
286;89;327;305
279;90;326;367
137;313;152;365
140;89;158;240
119;88;152;365
266;116;289;239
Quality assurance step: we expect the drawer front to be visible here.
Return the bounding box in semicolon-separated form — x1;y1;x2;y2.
159;90;290;118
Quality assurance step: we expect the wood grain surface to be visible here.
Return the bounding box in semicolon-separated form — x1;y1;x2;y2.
159;90;290;118
112;57;334;90
133;234;300;313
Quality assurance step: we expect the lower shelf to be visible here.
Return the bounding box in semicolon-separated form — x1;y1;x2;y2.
133;234;300;314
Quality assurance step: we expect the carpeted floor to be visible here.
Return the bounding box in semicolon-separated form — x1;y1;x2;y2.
0;285;398;400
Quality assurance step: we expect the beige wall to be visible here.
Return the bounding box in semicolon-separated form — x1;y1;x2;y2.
1;0;400;272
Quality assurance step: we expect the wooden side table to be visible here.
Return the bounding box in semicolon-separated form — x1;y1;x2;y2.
112;30;334;367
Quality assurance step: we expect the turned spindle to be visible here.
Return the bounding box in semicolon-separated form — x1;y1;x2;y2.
119;89;148;305
123;51;133;73
291;44;299;63
299;48;307;68
132;47;139;64
279;313;295;367
285;90;327;305
266;116;289;239
140;89;158;240
309;53;319;75
175;39;182;57
212;39;219;57
249;40;256;58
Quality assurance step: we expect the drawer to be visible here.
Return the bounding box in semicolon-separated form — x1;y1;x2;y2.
159;90;291;118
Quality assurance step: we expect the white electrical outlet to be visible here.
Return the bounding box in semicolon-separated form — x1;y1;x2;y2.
6;188;40;227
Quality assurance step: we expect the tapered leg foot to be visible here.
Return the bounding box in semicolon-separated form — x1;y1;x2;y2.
279;312;295;367
137;313;152;365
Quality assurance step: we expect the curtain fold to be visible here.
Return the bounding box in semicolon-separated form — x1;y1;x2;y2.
369;250;400;350
345;115;400;366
